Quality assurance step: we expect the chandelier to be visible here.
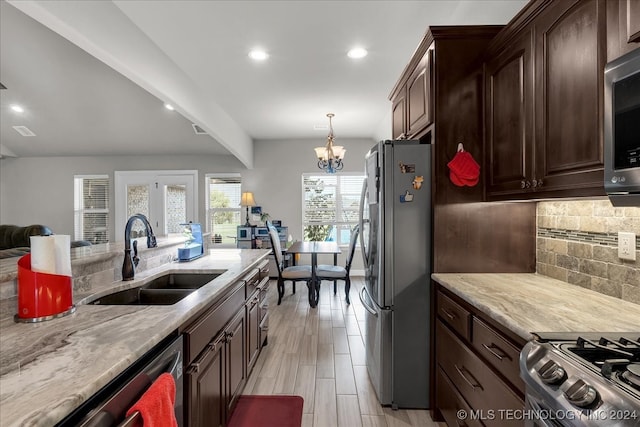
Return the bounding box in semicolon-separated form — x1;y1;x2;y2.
314;113;345;173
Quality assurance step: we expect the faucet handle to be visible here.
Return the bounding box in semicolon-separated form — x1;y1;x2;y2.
148;235;157;248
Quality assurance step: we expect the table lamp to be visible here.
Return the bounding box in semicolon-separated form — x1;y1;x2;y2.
240;192;256;226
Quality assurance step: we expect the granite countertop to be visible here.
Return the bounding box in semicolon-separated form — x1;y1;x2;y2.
0;248;270;427
432;273;640;340
0;235;190;284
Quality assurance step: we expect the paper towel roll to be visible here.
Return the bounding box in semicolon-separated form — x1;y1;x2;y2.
30;235;72;276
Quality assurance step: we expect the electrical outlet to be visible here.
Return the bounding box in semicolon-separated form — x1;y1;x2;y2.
618;232;636;261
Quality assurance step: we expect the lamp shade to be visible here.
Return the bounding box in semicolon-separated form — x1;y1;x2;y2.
240;192;256;207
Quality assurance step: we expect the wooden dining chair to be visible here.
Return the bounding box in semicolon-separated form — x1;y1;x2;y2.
266;221;312;305
315;224;359;304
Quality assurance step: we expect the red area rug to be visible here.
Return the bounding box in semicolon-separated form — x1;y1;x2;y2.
227;395;304;427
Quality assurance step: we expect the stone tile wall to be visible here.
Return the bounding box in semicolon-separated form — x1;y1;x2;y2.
537;199;640;304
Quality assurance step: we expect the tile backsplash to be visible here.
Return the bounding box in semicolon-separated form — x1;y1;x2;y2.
537;199;640;304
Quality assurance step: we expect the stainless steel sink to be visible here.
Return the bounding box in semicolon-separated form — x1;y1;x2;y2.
88;271;225;305
89;288;194;305
143;272;223;290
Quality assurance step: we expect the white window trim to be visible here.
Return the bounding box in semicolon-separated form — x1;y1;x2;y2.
74;174;110;243
205;173;242;246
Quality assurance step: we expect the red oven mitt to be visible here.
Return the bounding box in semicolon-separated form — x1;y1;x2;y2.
447;148;480;187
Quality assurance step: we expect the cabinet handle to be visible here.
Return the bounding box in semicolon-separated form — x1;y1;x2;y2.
187;341;218;374
454;364;483;390
482;343;510;361
442;309;456;320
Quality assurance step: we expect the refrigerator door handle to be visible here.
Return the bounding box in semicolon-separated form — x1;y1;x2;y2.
359;178;370;269
359;287;378;317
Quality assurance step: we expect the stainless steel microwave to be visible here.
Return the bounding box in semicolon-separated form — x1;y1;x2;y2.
604;48;640;206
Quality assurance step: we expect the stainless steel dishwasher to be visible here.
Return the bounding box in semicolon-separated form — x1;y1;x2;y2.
57;334;184;427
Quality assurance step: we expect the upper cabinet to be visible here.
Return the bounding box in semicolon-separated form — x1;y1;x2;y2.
485;0;608;200
607;0;640;61
390;48;434;140
485;27;534;196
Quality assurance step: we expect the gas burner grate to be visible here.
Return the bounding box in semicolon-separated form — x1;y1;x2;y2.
565;336;640;367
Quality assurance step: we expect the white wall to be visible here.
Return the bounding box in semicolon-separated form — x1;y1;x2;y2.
0;137;375;267
0;154;244;241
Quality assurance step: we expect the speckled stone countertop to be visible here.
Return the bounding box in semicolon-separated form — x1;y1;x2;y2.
432;273;640;340
0;248;270;427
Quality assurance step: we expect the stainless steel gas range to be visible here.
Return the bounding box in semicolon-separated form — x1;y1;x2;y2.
520;333;640;427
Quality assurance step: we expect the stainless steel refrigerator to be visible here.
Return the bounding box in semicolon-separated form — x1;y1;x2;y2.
358;140;431;409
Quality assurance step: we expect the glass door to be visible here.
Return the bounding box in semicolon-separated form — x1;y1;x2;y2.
115;171;198;241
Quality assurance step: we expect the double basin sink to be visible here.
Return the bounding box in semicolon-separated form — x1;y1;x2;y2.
88;272;225;306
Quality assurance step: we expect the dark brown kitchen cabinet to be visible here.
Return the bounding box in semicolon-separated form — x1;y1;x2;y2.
485;27;534;197
390;48;433;139
225;310;246;416
406;50;434;137
183;261;269;427
187;332;225;427
434;286;526;426
485;0;607;200
246;275;269;373
607;0;640;61
391;91;407;139
533;0;606;196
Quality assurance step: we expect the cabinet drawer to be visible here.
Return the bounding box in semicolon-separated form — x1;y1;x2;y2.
436;366;482;427
471;317;524;394
436;320;523;426
258;260;269;280
183;282;245;364
437;291;471;340
242;268;260;299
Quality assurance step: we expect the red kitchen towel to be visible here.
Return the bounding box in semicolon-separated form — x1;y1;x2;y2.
125;372;177;427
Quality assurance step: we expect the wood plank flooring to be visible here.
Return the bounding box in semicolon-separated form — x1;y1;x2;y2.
242;277;445;427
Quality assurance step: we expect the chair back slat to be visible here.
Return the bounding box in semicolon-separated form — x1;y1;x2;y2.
345;224;360;272
266;221;283;270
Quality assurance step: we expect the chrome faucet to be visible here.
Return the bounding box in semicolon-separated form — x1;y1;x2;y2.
122;214;157;281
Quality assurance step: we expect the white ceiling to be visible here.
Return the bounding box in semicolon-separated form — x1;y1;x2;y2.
0;0;528;166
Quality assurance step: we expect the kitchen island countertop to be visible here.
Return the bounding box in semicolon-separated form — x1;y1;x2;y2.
0;248;270;427
432;273;640;340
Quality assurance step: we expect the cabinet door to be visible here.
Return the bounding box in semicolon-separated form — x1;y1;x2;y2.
246;293;260;373
485;28;534;198
226;310;246;417
187;336;225;427
534;0;606;194
628;0;640;42
391;92;406;139
407;50;433;137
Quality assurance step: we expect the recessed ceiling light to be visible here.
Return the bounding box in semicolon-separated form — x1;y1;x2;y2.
10;104;24;113
164;103;175;111
347;48;368;59
248;50;269;61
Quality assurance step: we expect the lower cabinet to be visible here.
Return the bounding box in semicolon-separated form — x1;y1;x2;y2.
183;261;270;427
186;332;225;427
435;286;525;427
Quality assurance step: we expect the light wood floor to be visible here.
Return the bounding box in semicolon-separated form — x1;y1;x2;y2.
241;277;445;427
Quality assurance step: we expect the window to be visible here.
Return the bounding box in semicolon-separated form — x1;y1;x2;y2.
206;174;242;245
74;175;109;244
302;173;365;246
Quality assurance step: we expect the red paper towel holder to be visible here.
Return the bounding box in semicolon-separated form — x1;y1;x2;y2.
15;254;76;323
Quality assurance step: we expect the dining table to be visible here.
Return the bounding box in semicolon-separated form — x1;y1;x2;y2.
287;241;341;307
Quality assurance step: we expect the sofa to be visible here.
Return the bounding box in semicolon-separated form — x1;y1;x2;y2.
0;225;91;259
